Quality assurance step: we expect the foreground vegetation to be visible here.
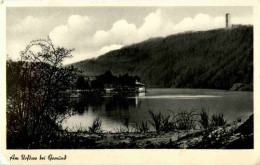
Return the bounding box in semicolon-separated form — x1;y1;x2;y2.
77;114;253;149
7;38;78;149
7;106;253;149
73;26;253;90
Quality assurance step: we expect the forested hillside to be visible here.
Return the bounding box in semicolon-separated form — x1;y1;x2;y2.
72;26;253;90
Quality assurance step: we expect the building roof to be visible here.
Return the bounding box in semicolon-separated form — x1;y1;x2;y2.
135;81;145;86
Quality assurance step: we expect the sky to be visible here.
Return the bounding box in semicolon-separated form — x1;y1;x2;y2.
6;6;253;64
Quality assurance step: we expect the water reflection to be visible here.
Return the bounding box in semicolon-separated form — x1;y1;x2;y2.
134;93;145;106
62;89;253;132
104;95;136;112
70;94;104;114
63;93;144;132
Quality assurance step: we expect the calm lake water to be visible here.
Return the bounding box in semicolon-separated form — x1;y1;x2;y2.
62;88;253;132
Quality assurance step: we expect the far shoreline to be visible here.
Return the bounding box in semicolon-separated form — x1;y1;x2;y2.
144;87;253;92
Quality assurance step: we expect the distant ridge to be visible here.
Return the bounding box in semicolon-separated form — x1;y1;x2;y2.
72;26;253;90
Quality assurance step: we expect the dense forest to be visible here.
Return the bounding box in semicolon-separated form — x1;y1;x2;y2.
72;26;253;90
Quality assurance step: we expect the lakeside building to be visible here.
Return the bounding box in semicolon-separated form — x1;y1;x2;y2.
103;80;146;94
134;81;146;93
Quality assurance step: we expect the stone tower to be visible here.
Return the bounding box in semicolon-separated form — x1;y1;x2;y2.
226;13;230;28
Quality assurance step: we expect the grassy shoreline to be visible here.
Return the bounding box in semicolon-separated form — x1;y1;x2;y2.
41;114;253;149
7;109;253;149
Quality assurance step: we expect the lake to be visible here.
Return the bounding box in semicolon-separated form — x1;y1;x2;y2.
62;88;253;132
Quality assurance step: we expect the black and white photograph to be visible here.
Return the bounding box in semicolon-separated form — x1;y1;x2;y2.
3;4;255;151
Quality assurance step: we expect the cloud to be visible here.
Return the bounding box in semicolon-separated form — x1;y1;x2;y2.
50;9;177;64
93;9;175;47
68;15;90;29
173;14;225;33
6;41;25;61
14;16;43;33
93;20;137;47
98;44;123;55
61;44;123;65
137;9;171;39
49;15;94;49
8;9;253;65
91;9;226;53
7;15;56;61
11;15;55;38
49;9;253;64
231;16;253;25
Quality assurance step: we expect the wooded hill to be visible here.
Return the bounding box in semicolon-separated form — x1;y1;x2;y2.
72;26;253;90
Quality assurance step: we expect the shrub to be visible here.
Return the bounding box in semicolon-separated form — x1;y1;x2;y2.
89;116;102;133
114;127;129;133
211;113;227;127
133;121;150;133
199;108;210;129
175;108;198;130
148;111;177;134
161;114;176;132
74;124;88;133
124;117;130;132
6;37;78;149
236;117;242;123
148;111;163;134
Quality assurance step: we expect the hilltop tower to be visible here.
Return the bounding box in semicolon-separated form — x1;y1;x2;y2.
226;13;230;28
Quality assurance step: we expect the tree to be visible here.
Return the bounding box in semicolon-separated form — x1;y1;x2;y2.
91;78;104;89
84;79;90;89
6;37;78;148
76;76;86;90
101;70;116;84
